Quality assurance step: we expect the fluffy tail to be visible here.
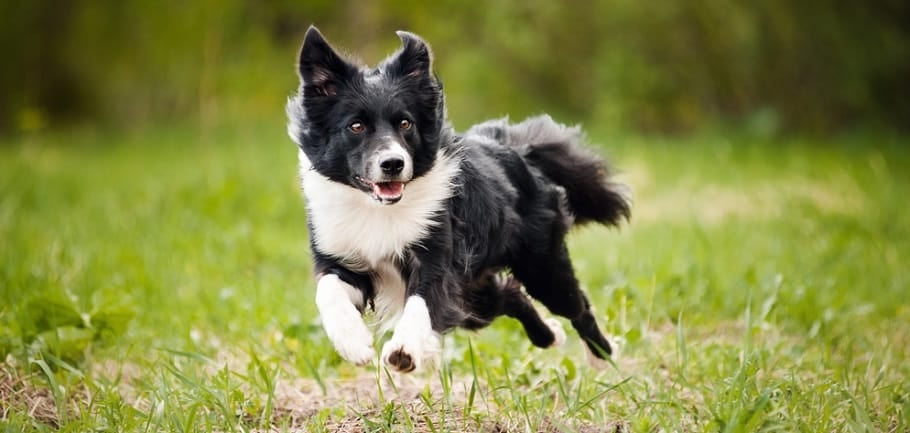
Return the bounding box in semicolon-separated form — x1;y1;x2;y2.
492;115;631;227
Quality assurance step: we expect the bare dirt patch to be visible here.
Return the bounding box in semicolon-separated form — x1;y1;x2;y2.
616;159;867;224
1;363;63;427
632;180;865;224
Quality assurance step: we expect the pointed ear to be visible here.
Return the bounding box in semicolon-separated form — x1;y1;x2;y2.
389;31;432;78
297;26;350;96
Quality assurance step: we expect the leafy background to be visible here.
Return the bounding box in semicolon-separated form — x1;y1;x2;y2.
2;0;909;136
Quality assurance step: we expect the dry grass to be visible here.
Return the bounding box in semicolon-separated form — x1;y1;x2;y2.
1;364;64;428
623;161;867;224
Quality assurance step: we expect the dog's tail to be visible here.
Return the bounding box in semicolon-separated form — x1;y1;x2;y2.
500;115;631;227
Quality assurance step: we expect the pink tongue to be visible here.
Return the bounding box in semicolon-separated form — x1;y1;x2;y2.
373;182;404;198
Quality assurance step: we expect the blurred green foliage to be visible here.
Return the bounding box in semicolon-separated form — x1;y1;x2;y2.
1;0;908;135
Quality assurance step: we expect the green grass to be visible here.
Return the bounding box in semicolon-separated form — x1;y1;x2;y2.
1;122;908;432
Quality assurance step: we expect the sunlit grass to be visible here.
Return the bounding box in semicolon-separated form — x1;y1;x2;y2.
1;124;908;431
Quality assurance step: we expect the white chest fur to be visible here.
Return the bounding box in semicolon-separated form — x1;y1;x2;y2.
298;150;459;266
298;150;459;327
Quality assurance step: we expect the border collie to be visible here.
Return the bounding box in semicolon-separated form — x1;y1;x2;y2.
286;27;630;373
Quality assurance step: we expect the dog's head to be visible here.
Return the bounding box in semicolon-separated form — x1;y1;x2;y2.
287;27;445;205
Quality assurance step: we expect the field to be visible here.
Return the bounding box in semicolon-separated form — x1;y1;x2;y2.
1;123;908;432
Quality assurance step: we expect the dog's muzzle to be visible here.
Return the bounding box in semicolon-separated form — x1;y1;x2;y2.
360;143;413;205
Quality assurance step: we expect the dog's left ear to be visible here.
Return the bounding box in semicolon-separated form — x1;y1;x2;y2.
389;31;432;79
298;26;352;97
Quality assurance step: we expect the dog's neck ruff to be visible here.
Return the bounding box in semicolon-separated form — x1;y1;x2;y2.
299;150;460;267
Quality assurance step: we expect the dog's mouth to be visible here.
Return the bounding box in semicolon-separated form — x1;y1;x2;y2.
357;177;406;204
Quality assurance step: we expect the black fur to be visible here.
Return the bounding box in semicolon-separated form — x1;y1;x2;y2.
288;27;630;365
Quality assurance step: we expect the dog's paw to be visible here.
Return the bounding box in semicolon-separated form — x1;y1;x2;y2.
337;344;375;366
584;343;610;370
583;336;621;371
315;274;376;366
382;344;417;372
380;296;440;373
381;331;440;373
331;320;375;366
544;318;567;347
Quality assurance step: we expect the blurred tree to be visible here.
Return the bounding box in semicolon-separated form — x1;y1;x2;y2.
1;0;907;136
0;2;86;132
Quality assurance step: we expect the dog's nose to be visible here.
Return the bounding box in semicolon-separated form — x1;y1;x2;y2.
380;157;405;175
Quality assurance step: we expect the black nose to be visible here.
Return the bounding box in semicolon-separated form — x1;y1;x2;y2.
380;157;405;175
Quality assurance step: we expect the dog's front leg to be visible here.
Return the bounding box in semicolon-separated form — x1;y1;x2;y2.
381;294;442;373
381;235;461;373
315;274;375;365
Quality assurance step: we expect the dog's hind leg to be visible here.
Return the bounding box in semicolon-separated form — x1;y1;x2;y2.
499;276;566;348
462;273;566;348
462;274;566;348
511;243;613;363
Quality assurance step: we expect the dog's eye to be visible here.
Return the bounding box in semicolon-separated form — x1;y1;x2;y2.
349;122;365;134
399;119;412;130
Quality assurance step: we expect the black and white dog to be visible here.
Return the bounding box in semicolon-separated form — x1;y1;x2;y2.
287;27;630;373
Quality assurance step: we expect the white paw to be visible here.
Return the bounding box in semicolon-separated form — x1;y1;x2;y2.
315;274;375;366
544;318;567;347
381;331;440;373
329;313;375;366
381;296;441;373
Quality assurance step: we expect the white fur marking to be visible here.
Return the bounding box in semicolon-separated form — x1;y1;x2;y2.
544;318;567;347
286;96;308;145
377;141;414;180
381;296;441;372
297;149;312;171
287;116;302;146
315;275;375;365
370;259;407;331
300;151;460;266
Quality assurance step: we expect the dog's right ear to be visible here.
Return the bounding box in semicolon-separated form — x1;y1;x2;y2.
390;31;432;79
297;26;350;97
